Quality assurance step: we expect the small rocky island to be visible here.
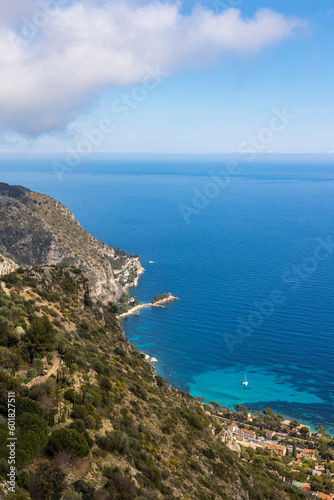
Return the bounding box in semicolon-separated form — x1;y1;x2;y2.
116;292;178;318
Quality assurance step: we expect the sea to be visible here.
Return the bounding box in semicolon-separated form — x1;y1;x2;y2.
1;156;334;433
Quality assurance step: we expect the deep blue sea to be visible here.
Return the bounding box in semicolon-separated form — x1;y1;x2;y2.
1;157;334;432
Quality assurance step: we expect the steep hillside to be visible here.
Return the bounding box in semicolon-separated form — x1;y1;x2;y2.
0;183;143;303
0;266;306;500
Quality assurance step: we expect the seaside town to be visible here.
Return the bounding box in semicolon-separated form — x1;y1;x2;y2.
202;402;334;499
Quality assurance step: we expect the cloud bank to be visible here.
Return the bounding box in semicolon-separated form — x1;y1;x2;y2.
0;1;306;134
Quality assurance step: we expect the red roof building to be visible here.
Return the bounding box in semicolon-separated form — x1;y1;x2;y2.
303;449;316;459
317;493;332;500
265;443;287;457
241;428;256;438
265;430;276;440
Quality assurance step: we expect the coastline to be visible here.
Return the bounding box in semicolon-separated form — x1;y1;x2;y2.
117;295;178;319
123;267;144;291
116;261;331;436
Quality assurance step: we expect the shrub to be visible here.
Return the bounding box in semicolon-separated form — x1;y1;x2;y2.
97;430;129;455
129;383;147;401
183;412;203;430
114;347;126;357
29;462;65;500
74;480;95;500
155;375;164;388
0;457;9;477
49;428;90;458
64;388;81;404
71;405;87;420
63;488;83;499
33;358;44;375
202;448;216;460
17;468;33;490
107;472;136;499
27;368;38;380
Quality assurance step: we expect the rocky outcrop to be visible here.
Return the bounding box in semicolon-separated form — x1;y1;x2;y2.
0;183;144;302
0;253;19;277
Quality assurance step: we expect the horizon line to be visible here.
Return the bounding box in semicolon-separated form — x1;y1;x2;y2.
0;151;334;156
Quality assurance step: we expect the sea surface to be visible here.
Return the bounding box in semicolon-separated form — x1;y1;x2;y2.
1;157;334;432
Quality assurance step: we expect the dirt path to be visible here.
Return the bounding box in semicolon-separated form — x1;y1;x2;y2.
27;356;61;388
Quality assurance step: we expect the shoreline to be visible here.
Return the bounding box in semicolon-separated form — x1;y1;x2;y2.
117;295;178;319
117;276;331;434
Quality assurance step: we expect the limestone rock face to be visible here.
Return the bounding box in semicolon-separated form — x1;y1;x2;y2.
0;183;144;303
0;253;19;277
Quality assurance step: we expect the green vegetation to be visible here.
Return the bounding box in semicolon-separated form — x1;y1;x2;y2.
117;293;140;314
0;265;311;499
151;293;169;304
49;428;90;457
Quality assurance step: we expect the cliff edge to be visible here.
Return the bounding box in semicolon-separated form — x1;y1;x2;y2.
0;182;143;303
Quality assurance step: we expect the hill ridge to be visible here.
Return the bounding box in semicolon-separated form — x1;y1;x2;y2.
0;183;143;303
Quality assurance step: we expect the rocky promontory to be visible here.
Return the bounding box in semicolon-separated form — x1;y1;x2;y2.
0;182;143;303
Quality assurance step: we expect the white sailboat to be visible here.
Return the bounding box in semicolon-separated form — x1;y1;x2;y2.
242;374;248;386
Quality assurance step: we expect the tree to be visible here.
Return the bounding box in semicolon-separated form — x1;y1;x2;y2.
63;488;83;499
235;405;248;419
15;405;48;467
316;425;327;436
318;437;329;457
253;410;262;419
299;426;310;438
17;397;45;418
289;420;300;430
17;412;48;438
64;346;78;367
29;462;65;500
292;443;297;458
0;347;21;370
0;423;9;459
0;317;9;345
49;428;90;458
17;468;33;491
33;358;44;375
23;316;55;362
64;388;81;404
17;430;46;468
209;401;222;411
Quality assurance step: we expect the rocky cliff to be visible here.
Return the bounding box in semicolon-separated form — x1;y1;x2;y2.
0;252;18;276
0;182;143;302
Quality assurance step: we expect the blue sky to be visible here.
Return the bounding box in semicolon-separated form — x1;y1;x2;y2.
0;0;333;154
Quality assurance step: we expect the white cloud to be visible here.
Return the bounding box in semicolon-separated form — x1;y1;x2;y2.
0;0;306;134
0;0;39;23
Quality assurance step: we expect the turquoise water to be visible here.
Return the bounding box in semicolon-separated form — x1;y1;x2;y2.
1;158;333;432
